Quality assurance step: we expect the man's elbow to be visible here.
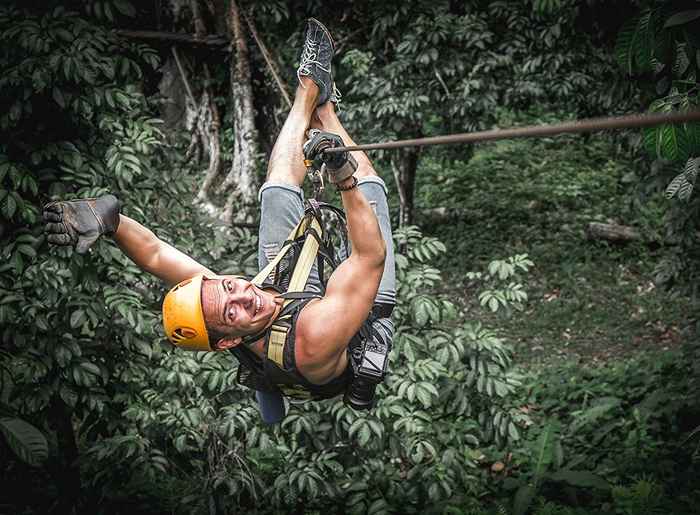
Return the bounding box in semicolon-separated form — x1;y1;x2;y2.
354;239;386;269
374;239;387;269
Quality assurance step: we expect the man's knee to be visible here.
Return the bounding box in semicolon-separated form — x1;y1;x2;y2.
266;153;304;186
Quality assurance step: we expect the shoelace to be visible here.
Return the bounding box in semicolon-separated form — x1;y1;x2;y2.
296;37;331;87
331;84;342;105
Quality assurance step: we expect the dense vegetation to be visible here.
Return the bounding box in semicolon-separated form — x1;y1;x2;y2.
1;0;698;514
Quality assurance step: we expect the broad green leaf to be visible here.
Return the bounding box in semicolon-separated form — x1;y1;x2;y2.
663;9;700;28
113;0;137;17
70;309;86;328
549;469;611;491
513;484;535;515
0;417;48;467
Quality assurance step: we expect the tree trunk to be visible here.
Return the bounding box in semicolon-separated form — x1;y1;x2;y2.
218;0;259;224
391;146;421;226
585;222;641;242
194;82;222;208
49;398;80;514
158;54;195;135
180;2;222;210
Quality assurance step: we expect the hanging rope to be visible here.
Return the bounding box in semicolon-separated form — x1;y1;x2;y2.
324;110;700;154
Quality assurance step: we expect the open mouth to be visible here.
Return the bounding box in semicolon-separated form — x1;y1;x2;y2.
254;291;262;317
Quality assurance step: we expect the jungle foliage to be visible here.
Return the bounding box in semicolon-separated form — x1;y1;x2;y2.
614;1;700;287
1;0;699;514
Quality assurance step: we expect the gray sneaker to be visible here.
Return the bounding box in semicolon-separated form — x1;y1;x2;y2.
297;18;335;106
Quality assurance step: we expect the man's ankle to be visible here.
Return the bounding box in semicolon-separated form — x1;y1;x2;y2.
314;102;336;123
295;79;320;107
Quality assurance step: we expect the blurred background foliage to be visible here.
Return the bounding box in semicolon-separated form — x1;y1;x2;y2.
0;0;699;514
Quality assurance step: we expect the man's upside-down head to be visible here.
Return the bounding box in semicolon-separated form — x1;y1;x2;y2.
162;274;283;351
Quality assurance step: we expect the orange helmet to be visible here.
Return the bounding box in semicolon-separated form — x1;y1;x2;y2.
162;274;215;351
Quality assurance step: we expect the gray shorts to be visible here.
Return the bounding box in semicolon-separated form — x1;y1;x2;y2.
257;176;396;306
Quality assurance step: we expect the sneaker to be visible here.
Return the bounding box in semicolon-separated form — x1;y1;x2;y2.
329;83;342;106
297;18;335;106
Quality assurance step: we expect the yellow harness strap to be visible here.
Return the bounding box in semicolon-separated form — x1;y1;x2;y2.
250;212;324;368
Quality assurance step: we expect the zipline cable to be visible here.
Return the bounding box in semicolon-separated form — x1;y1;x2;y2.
323;110;700;154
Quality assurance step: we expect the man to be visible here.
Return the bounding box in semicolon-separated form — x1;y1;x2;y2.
43;19;395;423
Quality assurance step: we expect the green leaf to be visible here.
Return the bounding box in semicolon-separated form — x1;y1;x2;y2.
549;470;611;491
659;123;689;162
1;193;17;218
52;87;66;108
532;423;557;481
70;309;86;328
513;484;535;515
663;9;700;28
80;361;101;377
113;0;137;17
15;243;36;258
571;397;621;432
508;421;520;442
0;417;48;467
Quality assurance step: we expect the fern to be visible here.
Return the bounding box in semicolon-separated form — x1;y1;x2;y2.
532;423;558;483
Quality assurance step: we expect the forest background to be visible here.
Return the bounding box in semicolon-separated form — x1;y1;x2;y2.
1;0;699;514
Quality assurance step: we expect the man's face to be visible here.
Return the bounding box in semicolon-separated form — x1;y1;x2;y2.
200;275;280;349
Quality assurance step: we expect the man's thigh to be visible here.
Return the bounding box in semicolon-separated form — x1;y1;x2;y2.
258;182;306;269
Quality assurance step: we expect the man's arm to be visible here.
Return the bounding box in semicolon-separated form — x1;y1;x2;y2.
298;178;386;363
43;196;211;287
114;215;212;286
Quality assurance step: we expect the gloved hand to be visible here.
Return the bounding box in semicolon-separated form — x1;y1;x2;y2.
43;195;121;254
303;130;357;184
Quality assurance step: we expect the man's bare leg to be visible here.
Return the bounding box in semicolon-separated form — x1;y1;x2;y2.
312;102;377;180
266;78;320;186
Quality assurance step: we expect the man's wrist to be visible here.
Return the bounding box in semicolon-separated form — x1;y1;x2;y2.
336;176;358;192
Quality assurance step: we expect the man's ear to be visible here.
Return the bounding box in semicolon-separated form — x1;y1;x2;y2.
215;336;242;350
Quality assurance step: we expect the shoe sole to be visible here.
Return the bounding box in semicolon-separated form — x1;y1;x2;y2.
307;17;335;51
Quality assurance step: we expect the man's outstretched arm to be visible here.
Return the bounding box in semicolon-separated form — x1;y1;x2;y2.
44;196;211;286
114;215;212;286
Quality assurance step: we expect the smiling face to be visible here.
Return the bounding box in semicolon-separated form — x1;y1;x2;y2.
200;275;282;349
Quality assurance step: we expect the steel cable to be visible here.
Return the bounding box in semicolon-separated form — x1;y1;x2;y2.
323;110;700;154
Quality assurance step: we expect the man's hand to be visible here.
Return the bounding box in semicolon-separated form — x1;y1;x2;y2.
303;130;357;184
43;195;120;254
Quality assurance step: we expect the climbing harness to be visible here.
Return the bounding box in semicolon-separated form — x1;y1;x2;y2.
230;198;391;408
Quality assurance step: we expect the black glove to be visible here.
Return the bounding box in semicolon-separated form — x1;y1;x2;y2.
303;130;357;184
43;195;120;254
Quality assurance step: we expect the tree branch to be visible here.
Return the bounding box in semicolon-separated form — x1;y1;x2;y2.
115;29;229;48
242;10;292;109
170;46;196;106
